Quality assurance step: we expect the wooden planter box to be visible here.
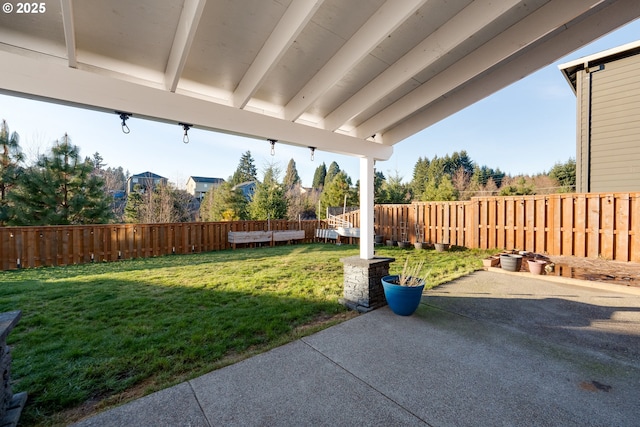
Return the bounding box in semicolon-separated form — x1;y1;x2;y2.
482;256;500;267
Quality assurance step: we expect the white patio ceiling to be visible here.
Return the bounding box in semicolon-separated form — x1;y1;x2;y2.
0;0;639;161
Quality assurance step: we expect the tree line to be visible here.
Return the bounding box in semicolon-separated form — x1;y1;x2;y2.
198;149;576;222
0;119;576;226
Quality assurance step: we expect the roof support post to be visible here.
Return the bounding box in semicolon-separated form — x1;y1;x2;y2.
359;156;375;260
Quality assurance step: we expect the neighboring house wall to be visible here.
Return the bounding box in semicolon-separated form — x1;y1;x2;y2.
186;177;224;200
233;181;256;201
576;67;588;192
185;178;196;196
127;172;168;194
588;54;640;192
562;42;640;193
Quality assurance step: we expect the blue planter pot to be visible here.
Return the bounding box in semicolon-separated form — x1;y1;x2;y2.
381;275;425;316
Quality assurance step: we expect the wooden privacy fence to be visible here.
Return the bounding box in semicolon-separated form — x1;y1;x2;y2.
337;192;640;263
1;192;638;270
0;220;326;271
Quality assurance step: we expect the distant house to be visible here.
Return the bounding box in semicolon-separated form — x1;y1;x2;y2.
126;172;168;194
233;181;257;201
186;176;225;201
559;40;640;192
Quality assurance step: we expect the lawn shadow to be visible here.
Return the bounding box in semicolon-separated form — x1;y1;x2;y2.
6;267;351;425
0;243;360;280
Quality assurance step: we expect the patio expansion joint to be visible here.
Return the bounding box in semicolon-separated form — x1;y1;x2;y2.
298;337;433;426
186;380;213;427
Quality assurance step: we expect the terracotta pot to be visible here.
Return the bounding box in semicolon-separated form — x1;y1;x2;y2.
528;259;546;275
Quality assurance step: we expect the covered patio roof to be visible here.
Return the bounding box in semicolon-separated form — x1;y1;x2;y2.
1;0;639;161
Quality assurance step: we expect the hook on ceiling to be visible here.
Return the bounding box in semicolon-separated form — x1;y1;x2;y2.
180;123;192;144
268;139;277;156
116;111;131;134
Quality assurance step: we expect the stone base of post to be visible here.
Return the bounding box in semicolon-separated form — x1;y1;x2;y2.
339;256;395;313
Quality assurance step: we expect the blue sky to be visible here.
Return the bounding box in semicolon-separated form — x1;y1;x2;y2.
1;19;639;188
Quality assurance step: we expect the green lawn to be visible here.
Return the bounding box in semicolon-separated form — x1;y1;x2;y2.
0;243;496;425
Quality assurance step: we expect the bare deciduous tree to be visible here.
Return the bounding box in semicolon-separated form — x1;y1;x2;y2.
452;167;472;200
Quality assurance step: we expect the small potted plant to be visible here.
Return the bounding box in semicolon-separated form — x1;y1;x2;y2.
414;241;427;250
381;258;430;316
397;240;411;248
500;253;523;272
434;242;449;252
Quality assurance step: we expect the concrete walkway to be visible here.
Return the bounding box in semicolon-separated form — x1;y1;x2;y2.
73;271;640;426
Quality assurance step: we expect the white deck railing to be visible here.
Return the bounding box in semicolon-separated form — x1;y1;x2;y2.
326;213;352;228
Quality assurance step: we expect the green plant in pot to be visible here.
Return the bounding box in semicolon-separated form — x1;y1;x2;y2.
381;258;430;316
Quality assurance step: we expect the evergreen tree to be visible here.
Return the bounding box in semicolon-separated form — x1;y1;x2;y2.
91;151;105;169
312;162;327;188
8;134;111;225
0;120;24;224
124;184;143;223
249;165;288;220
283;158;301;188
427;156;446;182
410;157;430;199
319;171;356;217
380;170;409;203
499;176;534;196
374;170;386;204
89;152;127;221
325;161;341;185
444;150;474;176
472;165;505;188
231;151;257;185
199;181;248;221
549;158;576;192
422;174;458;201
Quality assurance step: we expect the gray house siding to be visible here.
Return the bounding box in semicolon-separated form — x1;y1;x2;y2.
589;54;640;192
567;45;640;193
576;68;588;192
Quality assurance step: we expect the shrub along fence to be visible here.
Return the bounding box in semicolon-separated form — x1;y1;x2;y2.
337;192;640;263
1;192;638;270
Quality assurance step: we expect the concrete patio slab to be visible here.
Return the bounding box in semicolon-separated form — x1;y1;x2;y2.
190;339;421;426
73;271;640;426
73;382;209;427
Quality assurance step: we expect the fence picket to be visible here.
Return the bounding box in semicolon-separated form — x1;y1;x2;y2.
632;195;640;262
615;194;630;262
601;194;615;259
